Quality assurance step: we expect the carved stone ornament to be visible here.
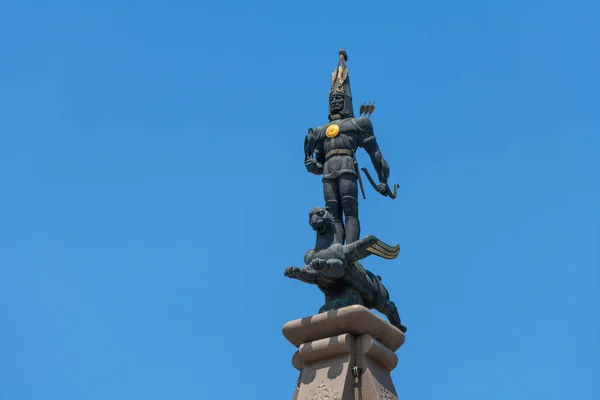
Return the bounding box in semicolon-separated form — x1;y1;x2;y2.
306;381;341;400
379;387;397;400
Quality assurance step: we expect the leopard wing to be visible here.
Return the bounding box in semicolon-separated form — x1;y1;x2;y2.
344;235;400;265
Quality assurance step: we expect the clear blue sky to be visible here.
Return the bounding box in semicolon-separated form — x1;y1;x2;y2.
1;1;598;399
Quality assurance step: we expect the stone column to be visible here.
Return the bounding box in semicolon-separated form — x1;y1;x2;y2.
282;305;405;400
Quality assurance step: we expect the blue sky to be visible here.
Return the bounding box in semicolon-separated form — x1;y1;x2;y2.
0;1;598;399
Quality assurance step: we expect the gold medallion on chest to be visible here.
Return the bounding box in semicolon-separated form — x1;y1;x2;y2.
325;124;340;139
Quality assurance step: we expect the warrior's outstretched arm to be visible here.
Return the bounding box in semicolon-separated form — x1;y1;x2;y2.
356;117;391;184
363;140;390;184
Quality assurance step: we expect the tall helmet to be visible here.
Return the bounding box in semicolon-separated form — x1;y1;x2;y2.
328;49;354;121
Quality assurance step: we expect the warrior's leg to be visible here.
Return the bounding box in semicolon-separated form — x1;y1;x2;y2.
323;178;344;244
339;174;360;244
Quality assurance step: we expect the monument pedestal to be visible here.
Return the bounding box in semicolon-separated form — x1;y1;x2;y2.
282;305;405;400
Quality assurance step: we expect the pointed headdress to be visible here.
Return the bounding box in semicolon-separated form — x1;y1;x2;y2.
329;49;354;121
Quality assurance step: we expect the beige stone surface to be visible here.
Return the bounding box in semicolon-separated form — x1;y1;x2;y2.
282;304;405;351
282;305;405;399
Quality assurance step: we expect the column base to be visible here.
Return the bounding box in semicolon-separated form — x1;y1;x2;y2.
282;305;405;400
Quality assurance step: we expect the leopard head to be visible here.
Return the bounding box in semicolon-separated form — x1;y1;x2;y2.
308;207;336;235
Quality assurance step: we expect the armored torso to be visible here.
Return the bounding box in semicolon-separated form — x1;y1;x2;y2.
314;116;376;180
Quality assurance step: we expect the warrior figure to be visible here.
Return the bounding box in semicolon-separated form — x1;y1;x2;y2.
304;49;394;245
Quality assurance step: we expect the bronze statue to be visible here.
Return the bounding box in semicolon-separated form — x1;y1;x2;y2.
303;49;398;245
284;207;406;332
288;49;407;333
